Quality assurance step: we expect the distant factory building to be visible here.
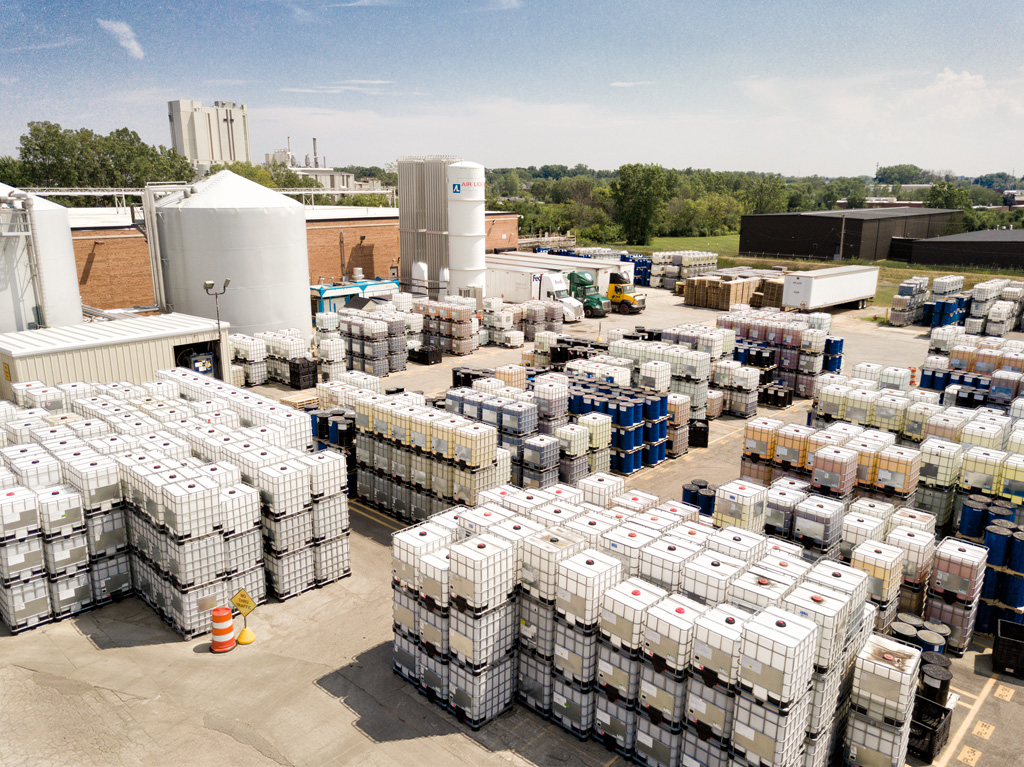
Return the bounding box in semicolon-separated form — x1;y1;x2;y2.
168;99;251;173
910;229;1024;269
739;207;961;261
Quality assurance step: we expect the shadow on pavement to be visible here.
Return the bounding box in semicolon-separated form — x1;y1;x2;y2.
315;641;627;766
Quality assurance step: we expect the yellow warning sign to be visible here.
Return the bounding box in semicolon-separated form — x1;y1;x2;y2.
995;684;1015;702
957;745;982;766
231;589;257;617
3;364;10;382
972;721;994;740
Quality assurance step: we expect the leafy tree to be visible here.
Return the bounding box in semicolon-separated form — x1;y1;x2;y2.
0;156;27;188
564;175;596;232
973;172;1018;191
10;121;193;192
610;163;672;245
875;164;933;185
926;180;972;211
845;191;867;209
742;174;787;214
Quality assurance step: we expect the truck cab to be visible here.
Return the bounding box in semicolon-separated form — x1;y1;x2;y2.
607;272;646;314
567;271;612;318
540;273;585;322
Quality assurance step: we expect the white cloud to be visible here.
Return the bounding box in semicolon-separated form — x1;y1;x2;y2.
2;37;80;52
281;80;400;95
96;19;144;60
203;78;250;86
610;81;655;88
485;0;521;9
0;76;18;86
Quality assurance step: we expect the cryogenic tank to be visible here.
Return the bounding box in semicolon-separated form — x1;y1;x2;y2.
446;161;486;295
0;183;83;332
155;171;311;341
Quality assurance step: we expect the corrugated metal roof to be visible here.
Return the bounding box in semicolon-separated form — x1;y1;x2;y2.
802;207;958;220
921;229;1024;243
0;313;225;358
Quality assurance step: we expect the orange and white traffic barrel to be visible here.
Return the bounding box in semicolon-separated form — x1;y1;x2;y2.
210;606;236;653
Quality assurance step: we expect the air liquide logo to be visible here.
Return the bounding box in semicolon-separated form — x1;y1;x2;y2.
452;183;461;194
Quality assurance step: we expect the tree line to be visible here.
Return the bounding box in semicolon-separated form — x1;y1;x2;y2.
2;121;1021;244
487;162;1021;245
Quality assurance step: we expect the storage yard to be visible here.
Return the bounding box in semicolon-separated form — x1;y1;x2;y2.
0;289;1022;767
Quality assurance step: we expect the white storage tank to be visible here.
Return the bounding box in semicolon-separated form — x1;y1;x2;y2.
155;171;312;342
0;184;83;331
445;161;486;296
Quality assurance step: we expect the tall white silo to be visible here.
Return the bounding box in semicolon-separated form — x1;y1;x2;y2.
446;161;486;296
0;183;83;332
154;171;312;342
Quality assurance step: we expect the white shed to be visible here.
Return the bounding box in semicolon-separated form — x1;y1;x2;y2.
0;313;229;401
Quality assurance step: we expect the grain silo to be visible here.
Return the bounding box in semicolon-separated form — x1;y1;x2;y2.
0;183;83;332
152;171;311;341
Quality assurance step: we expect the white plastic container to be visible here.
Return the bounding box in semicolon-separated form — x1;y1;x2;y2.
739;605;818;706
449;533;516;612
600;577;668;651
851;634;921;723
555;548;623;628
692;604;750;689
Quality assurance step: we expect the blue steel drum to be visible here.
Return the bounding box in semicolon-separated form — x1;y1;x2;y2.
920;370;935;390
328;418;340;445
698;488;716;516
570;391;584;414
628;449;642;474
958;499;988;538
985;525;1012;567
644;397;660;422
1011;532;1024;574
915;630;946;655
692;479;709;489
934;370;951;389
659;394;669;419
824;336;844;355
982;569;1001;601
632;400;645;426
617;402;633;427
988;507;1015;530
735;347;749;364
594;397;608;414
682;483;699;505
1006;574;1024;609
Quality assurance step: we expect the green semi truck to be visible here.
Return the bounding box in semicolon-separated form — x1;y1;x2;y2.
567;271;612;318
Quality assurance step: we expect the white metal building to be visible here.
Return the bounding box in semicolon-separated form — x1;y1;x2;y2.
0;313;229;401
168;99;251;173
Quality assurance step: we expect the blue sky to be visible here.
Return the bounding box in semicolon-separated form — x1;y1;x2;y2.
1;0;1022;176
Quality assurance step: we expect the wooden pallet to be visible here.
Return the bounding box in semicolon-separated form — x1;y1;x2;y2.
279;391;318;410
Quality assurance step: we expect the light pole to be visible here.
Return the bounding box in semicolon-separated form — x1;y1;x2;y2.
204;279;230;377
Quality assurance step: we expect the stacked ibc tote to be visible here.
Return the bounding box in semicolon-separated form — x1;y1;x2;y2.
391;473;927;767
0;369;352;639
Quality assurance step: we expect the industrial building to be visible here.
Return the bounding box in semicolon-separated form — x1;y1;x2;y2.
68;204;518;310
0;313;228;401
739;206;961;261
168;99;251;173
910;228;1024;269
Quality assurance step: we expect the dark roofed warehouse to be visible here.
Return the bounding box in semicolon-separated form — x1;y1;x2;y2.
740;207;961;261
911;228;1024;269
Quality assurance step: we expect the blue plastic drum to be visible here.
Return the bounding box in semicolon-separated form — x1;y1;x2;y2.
982;569;1001;601
985;525;1012;567
958;498;988;538
1010;532;1024;574
1005;574;1024;609
916;630;946;655
682;483;699;506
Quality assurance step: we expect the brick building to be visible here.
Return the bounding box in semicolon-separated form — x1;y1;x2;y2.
69;208;518;309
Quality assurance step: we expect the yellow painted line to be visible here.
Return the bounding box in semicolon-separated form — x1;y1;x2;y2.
935;675;998;767
951;686;978;699
350;504;403;531
603;755;618;767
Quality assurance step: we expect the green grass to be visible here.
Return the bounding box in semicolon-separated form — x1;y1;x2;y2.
594;234;741;255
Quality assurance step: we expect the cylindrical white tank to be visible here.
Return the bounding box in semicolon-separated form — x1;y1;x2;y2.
155;171;311;342
0;184;83;332
446;161;486;295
